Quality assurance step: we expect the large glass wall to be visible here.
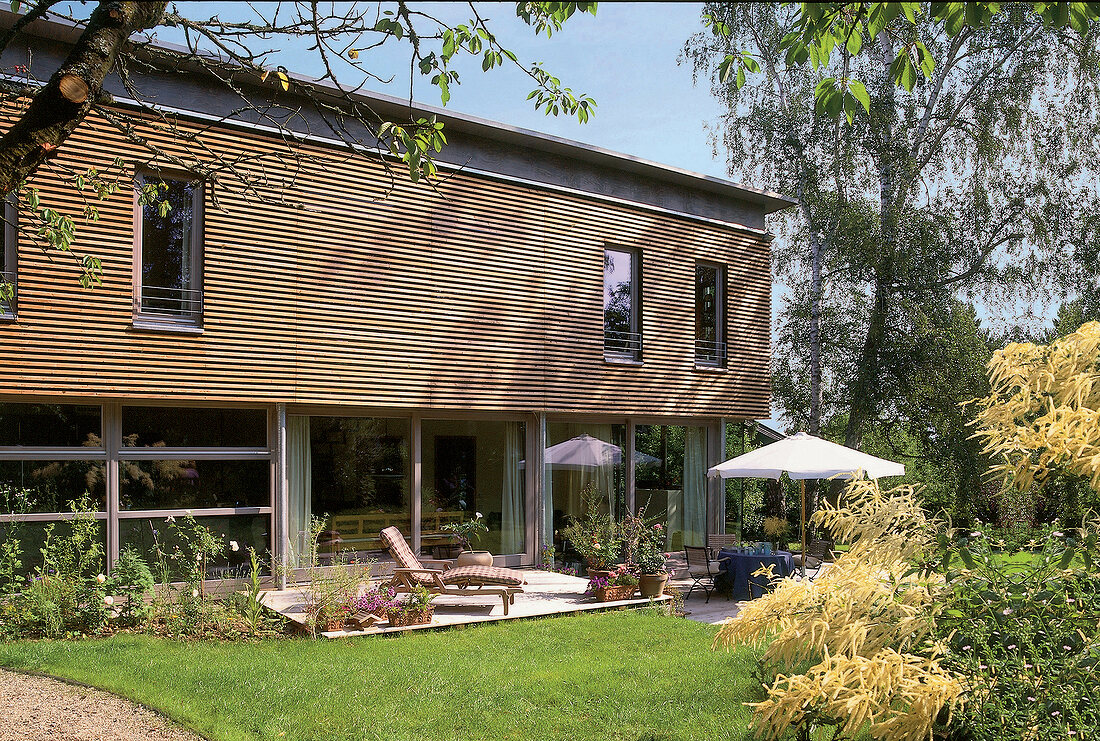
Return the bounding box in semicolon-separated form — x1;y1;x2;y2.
0;403;106;578
287;415;410;564
118;405;272;576
421;419;526;557
544;422;626;560
635;424;708;549
0;402;272;580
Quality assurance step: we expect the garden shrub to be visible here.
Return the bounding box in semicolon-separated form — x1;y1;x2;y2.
936;522;1100;740
108;546;155;627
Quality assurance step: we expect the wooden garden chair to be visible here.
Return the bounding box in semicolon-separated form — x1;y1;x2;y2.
380;526;526;615
792;538;837;579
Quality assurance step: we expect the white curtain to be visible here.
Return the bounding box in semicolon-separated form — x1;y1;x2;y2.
287;415;312;567
500;421;524;554
683;426;707;547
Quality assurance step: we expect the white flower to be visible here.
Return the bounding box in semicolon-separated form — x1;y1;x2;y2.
184;509;193;516
96;573;106;584
475;512;483;519
165;515;175;523
103;595;114;606
969;531;981;538
191;588;200;598
1053;531;1064;537
229;540;239;552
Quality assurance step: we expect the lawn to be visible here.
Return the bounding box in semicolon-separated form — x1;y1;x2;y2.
0;610;766;741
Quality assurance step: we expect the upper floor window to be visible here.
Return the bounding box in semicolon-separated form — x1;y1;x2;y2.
1;199;16;318
695;263;726;366
604;247;641;361
135;174;203;327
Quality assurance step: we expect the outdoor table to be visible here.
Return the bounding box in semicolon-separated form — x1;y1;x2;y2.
716;548;794;599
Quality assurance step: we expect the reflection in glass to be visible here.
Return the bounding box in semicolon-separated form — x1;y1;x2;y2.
0;519;105;578
604;248;640;358
421;420;525;556
292;416;410;559
140;177;197;317
120;514;269;580
0;460;106;513
695;264;725;365
122;407;267;448
544;423;626;560
119;460;269;511
0;403;102;447
635;425;708;548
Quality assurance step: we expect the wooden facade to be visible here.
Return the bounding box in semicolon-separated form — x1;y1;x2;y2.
0;106;776;419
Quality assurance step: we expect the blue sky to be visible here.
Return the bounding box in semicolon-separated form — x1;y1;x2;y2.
273;2;730;179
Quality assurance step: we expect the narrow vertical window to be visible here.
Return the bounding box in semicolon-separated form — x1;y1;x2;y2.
1;199;16;318
135;174;202;327
604;247;641;361
695;263;726;366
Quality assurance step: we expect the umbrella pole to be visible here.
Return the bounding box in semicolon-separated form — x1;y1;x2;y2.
800;480;807;578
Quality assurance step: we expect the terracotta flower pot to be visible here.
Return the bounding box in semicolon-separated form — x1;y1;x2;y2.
457;550;493;567
638;573;669;598
586;568;613;581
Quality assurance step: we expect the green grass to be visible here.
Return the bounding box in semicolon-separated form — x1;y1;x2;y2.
0;610;765;741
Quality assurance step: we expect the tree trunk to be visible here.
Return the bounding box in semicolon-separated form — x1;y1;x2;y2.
0;1;167;195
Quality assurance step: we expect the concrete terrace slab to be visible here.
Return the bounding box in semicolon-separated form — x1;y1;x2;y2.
259;569;671;638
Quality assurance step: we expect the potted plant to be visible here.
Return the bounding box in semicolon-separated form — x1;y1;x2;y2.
562;483;621;577
586;564;639;602
443;512;492;566
763;516;790;553
384;585;435;627
635;523;671;598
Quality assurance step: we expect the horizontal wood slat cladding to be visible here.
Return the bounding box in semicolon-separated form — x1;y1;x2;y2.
0;106;772;418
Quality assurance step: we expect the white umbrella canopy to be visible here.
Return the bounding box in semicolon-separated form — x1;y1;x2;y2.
706;431;905;577
520;434;661;470
707;432;905;481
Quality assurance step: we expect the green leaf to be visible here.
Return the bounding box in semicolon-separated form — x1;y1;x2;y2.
718;55;734;84
846;28;863;56
736;66;745;90
848;79;870;112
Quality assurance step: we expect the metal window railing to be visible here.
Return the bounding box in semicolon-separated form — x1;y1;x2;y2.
140;284;202;321
695;339;727;366
604;330;642;359
0;270;15;316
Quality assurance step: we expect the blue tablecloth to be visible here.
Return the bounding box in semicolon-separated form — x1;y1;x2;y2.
716;549;793;599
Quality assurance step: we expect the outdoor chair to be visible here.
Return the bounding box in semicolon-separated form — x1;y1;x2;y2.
706;533;738;560
684;545;729;603
379;526;526;615
791;538;836;579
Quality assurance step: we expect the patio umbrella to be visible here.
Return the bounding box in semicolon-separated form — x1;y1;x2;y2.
522;434;660;469
707;432;905;575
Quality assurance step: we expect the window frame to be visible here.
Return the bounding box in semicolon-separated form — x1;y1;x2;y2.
132;170;205;331
1;198;17;319
694;261;727;368
603;245;642;363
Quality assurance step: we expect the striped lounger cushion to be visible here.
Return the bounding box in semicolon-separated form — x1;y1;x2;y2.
443;565;525;587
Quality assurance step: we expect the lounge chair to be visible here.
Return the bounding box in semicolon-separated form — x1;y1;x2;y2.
380;526;526;615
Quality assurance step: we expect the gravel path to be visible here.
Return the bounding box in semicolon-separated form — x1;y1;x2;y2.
0;668;202;741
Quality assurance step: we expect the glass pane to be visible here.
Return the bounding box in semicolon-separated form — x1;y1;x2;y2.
0;403;102;447
0;519;105;579
120;460;270;511
308;416;410;556
635;425;707;548
696;264;719;343
421;419;526;557
604;248;634;337
141;178;194;291
122;407;267;448
0;460;106;513
120;514;270;581
544;422;626;563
